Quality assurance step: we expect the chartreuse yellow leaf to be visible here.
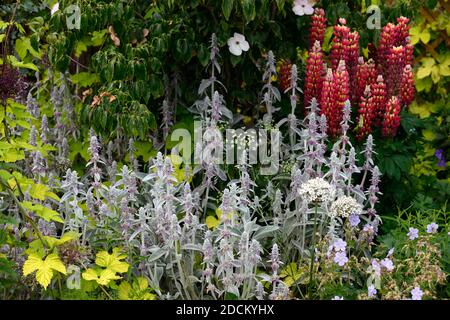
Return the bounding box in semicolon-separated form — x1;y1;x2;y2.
23;253;67;289
422;130;436;141
118;277;155;300
95;248;129;274
82;268;121;286
21;201;64;223
409;102;431;119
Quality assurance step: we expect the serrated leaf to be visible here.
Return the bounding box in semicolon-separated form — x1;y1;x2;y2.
95;248;129;274
23;253;66;289
82;268;121;286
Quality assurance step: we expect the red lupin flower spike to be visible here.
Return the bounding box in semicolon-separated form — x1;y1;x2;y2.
320;68;335;135
304;40;325;110
371;75;387;126
309;8;327;49
278;59;293;93
400;64;415;107
354;57;376;104
382;96;401;138
328;60;350;138
356;86;377;141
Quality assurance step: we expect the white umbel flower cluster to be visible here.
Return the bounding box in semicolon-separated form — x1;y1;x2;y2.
330;196;363;218
298;177;335;203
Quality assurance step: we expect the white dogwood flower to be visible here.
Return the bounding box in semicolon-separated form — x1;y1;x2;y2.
51;2;60;16
293;0;315;16
227;33;250;56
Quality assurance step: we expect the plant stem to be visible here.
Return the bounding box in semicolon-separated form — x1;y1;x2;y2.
308;204;318;299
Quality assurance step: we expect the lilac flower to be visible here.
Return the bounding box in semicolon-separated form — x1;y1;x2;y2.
435;149;446;167
333;238;347;252
426;222;438;234
333;251;348;266
371;259;381;276
411;287;423;300
348;214;360;227
368;285;377;298
407;227;419;240
381;258;394;272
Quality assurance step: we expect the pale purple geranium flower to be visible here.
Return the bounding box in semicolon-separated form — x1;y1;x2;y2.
407;227;419;240
411;287;423;300
381;258;394;272
334;251;348;266
293;0;315;16
349;214;360;227
368;285;377;298
371;259;381;276
333;238;347;252
426;222;438;234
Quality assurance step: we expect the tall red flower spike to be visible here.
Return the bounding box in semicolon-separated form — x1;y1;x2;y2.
324;60;349;138
309;8;327;49
371;75;387;126
356;86;378;141
386;45;406;97
400;64;415;107
330;18;351;70
304;41;325;110
278;59;293;93
320;68;335;135
354;57;377;104
382;96;401;137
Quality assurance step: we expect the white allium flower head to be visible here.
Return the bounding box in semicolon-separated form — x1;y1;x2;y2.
293;0;315;16
330;195;363;218
227;33;250;56
298;177;335;203
51;2;60;16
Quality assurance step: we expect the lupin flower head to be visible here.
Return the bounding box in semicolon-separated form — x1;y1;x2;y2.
304;41;324;110
309;8;326;49
400;64;415;107
298;177;335;203
382;96;401;138
278;59;293;93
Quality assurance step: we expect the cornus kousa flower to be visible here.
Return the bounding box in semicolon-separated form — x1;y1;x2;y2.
330;196;363;218
411;287;424;300
426;222;438;234
292;0;314;16
297;177;335;203
227;33;249;56
407;227;419;240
